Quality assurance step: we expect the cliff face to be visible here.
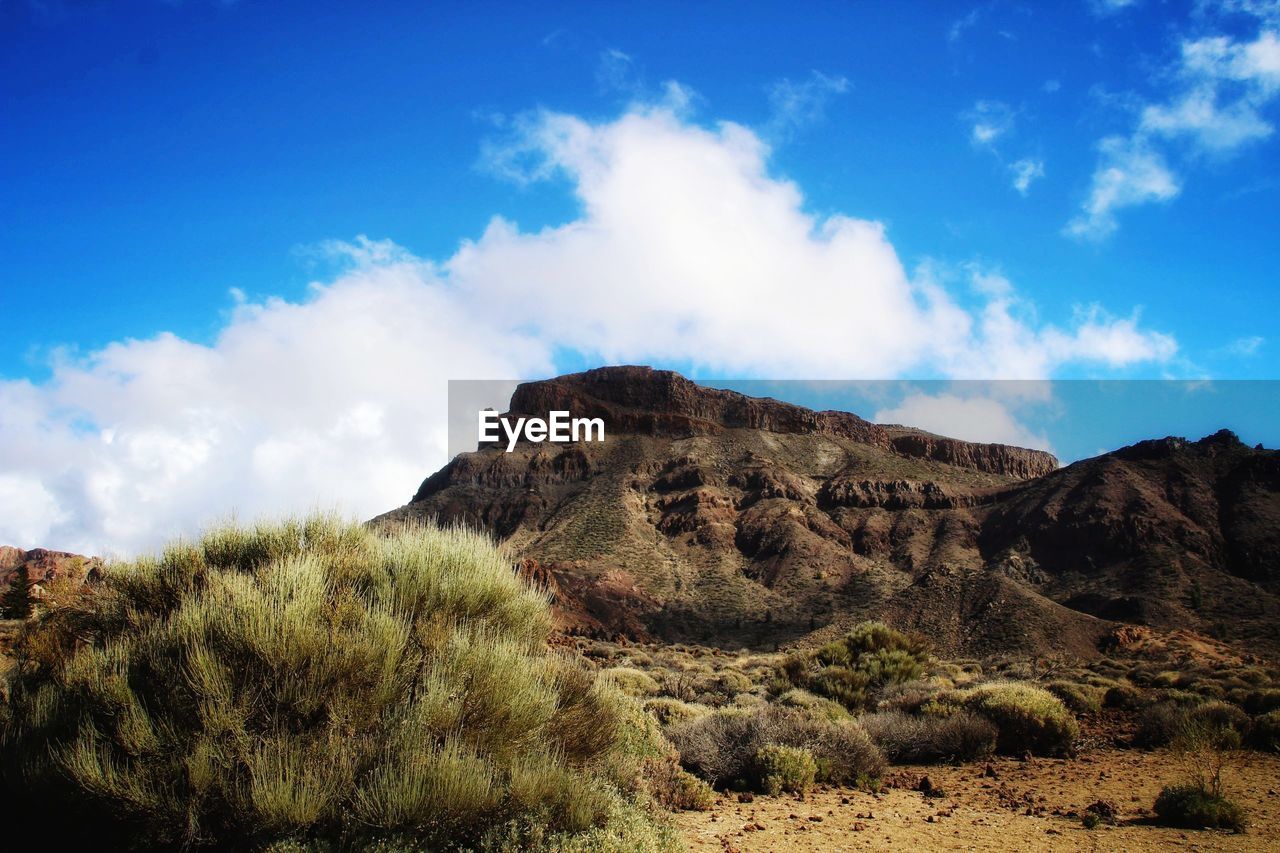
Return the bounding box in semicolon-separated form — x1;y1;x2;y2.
505;367;1058;478
0;546;102;600
375;367;1280;658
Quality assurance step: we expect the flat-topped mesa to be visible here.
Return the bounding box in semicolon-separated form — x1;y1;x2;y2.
506;366;888;446
503;366;1058;479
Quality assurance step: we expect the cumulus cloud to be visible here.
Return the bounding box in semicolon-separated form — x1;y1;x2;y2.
1066;135;1180;239
1069;18;1280;239
0;99;1176;555
0;248;552;555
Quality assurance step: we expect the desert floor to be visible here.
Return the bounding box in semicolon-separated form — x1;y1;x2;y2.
675;749;1280;852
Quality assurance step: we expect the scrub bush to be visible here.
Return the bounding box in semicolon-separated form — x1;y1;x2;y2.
773;622;929;712
1045;680;1104;715
962;682;1078;756
755;745;816;797
1250;710;1280;753
1154;785;1246;831
667;705;883;791
0;516;673;850
861;710;997;764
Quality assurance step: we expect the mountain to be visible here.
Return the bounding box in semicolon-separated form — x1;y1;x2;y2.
0;546;102;601
372;367;1280;658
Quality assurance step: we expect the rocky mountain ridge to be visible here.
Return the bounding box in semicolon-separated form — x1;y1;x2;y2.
375;367;1280;659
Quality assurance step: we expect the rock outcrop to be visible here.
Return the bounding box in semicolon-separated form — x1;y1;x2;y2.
374;367;1279;658
500;368;1058;479
0;546;102;605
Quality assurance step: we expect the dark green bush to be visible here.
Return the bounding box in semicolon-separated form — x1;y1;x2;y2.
1153;784;1246;832
1250;710;1280;753
1242;688;1280;715
774;622;928;712
1135;702;1187;748
1103;684;1144;710
0;516;674;850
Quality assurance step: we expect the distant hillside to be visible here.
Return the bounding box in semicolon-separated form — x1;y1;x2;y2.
0;546;101;600
371;367;1280;658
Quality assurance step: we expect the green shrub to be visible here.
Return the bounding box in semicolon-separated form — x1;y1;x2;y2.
0;516;670;850
695;669;753;699
755;745;816;797
858;648;924;688
1135;702;1188;748
1046;681;1104;715
1242;688;1280;715
1186;701;1249;742
1153;784;1246;832
603;667;661;697
644;757;714;811
1251;710;1280;753
877;679;944;714
962;682;1078;756
1103;684;1145;710
843;621;929;659
775;621;929;712
861;710;997;764
667;705;884;791
1189;680;1226;700
777;688;851;721
643;697;709;728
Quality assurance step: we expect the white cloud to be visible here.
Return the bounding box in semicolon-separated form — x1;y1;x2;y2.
1226;334;1265;356
1140;86;1273;150
948;7;983;44
874;392;1053;452
1090;0;1140;16
966;99;1014;148
964;102;1045;195
1009;158;1045;194
764;71;849;141
0;473;68;548
596;48;639;95
1066;135;1180;240
0;247;551;555
0;100;1176;555
1070;23;1280;238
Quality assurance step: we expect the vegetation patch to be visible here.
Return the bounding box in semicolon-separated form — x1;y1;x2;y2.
0;516;675;851
961;681;1079;756
774;622;929;712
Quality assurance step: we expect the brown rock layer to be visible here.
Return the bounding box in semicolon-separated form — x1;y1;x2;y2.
502;367;1057;479
376;368;1280;658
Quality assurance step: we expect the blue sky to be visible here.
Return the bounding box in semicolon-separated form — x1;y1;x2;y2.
2;0;1279;553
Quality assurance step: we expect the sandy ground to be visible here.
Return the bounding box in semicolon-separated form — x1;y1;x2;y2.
675;749;1280;852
